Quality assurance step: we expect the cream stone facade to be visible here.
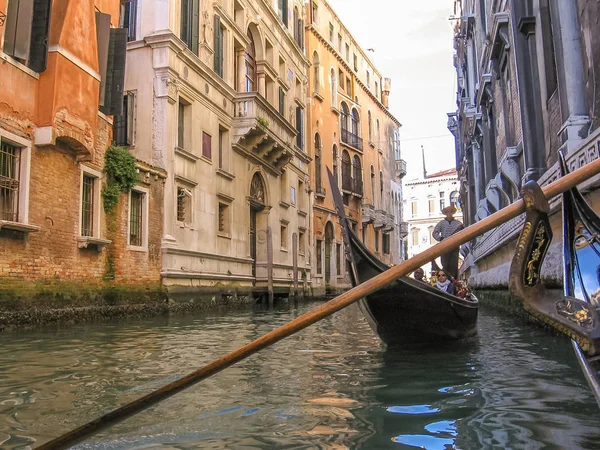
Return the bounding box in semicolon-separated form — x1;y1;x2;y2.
124;0;310;301
305;0;405;295
404;168;462;275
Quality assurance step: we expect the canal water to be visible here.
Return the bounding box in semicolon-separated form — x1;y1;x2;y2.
1;302;599;449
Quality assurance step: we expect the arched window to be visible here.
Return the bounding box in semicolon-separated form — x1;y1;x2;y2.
379;170;384;204
351;108;360;137
393;130;400;160
293;7;302;47
340;102;349;132
353;155;362;195
450;191;460;210
278;0;288;26
330;68;337;103
332;144;338;184
370;165;375;203
341;150;351;191
376;119;380;149
368;111;372;143
245;31;257;92
315;133;322;192
312;52;320;94
411;228;419;246
250;172;266;204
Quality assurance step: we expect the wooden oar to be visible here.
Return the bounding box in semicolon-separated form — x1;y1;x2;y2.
36;157;600;450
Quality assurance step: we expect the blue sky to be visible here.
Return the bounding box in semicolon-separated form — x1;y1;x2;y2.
327;0;457;180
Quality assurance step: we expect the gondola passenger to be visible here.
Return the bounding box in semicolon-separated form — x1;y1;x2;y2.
434;270;457;295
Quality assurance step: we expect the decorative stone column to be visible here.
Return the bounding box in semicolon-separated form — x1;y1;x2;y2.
258;72;266;97
236;49;245;92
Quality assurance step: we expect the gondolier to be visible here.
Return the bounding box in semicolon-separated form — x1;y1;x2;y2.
433;205;463;279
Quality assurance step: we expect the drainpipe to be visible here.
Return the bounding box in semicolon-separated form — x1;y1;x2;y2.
551;0;590;153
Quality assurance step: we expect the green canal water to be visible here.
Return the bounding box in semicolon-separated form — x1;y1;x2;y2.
0;302;599;449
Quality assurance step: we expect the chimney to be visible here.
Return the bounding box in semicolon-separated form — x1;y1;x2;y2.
382;77;391;108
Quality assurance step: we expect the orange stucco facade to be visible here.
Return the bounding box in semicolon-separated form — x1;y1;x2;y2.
306;0;403;295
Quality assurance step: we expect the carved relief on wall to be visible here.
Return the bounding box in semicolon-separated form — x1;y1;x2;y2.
250;172;266;204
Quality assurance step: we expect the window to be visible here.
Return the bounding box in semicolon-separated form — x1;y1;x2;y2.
428;197;435;215
341;149;351;192
411;228;419;246
374;229;379;252
0;142;21;222
291;186;296;205
214;16;224;77
353;155;363;195
382;233;390;255
177;99;190;150
81;175;95;237
120;0;137;42
411;200;417;217
329;22;334;42
181;0;199;54
293;7;303;48
129;188;148;248
362;226;366;243
278;0;288;26
316;239;322;274
245;31;257;92
336;243;342;275
368;111;372;143
314;134;322;193
339;69;345;91
278;86;285;115
332;144;338;185
312;52;320;94
296;107;304;150
345;43;350;61
202;131;212;160
330;68;337;104
80;168;103;239
114;92;135;146
338;34;342;52
297;180;303;210
370;166;375;203
379;170;383;203
366;71;370;88
3;0;52;72
439;192;445;211
96;14;128;116
218;202;230;234
374;81;378;99
299;230;306;254
353;54;358;72
311;1;318;25
177;187;192;223
280;223;288;250
450;191;460;210
218;126;228;170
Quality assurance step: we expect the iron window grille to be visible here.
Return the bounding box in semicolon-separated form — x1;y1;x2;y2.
129;190;144;246
81;175;95;236
0;142;20;222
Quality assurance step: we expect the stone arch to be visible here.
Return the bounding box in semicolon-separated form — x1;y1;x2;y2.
246;22;264;61
250;171;268;206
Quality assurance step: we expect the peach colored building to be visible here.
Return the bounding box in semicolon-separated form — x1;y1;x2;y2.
0;0;165;316
305;0;406;296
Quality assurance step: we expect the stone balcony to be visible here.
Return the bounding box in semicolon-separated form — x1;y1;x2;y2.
232;92;310;174
399;221;409;238
361;203;375;223
395;159;407;179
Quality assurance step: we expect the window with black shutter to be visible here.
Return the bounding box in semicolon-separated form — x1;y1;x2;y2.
120;0;137;42
278;87;285;116
181;0;199;54
99;27;128;116
213;15;223;77
114;93;135;146
4;0;52;72
295;107;303;150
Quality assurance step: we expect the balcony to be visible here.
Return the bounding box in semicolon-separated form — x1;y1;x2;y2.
233;92;310;173
341;129;363;151
352;178;363;197
395;159;407;179
315;186;326;199
361;203;375;223
399;221;409;238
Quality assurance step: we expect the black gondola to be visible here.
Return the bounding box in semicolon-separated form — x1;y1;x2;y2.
327;168;479;346
509;155;600;406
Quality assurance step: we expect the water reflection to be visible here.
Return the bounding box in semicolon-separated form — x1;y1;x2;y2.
0;304;598;449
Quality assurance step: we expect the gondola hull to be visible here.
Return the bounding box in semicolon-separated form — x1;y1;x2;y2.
347;230;479;346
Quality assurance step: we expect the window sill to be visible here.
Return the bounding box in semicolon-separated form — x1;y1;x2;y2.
0;51;39;79
78;236;111;251
127;245;148;253
280;201;291;209
216;168;235;180
0;221;41;234
369;141;375;148
298;210;308;217
330;106;340;116
174;146;200;162
217;232;232;239
200;154;213;165
280;248;288;253
313;92;324;102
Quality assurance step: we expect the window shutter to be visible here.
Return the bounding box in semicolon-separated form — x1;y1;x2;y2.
4;0;34;62
213;15;222;77
96;12;111;108
126;92;135;145
296;107;303;149
191;0;200;55
28;0;52;72
100;28;128;116
282;0;288;27
279;87;284;115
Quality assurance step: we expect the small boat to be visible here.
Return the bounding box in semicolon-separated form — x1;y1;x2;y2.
509;155;600;406
327;168;479;346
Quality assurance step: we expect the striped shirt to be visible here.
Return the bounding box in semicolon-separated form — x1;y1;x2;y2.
433;218;463;242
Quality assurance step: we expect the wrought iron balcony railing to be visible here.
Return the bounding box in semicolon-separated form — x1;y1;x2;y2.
341;129;363;151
